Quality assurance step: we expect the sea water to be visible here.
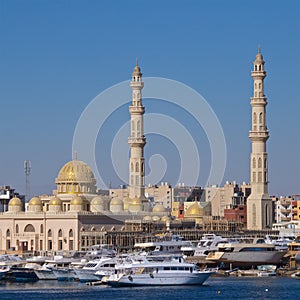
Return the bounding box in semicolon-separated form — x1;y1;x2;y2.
0;277;299;300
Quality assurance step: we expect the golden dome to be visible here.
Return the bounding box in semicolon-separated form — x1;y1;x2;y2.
143;216;152;221
49;196;62;206
56;160;96;184
91;195;105;205
110;198;123;206
161;216;170;222
9;196;22;207
71;196;83;205
185;201;203;216
152;216;160;221
131;197;142;205
29;196;42;206
152;203;167;213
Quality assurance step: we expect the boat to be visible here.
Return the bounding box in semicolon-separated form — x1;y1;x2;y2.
85;244;117;259
0;264;10;280
40;256;81;281
237;265;277;277
10;263;39;282
75;257;117;282
135;235;192;260
106;255;216;287
192;234;228;258
206;238;287;268
265;234;295;251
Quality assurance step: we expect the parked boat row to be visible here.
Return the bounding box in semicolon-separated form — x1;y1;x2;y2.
0;233;294;285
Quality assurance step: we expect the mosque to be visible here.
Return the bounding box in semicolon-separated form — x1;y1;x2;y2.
0;62;176;254
0;48;272;254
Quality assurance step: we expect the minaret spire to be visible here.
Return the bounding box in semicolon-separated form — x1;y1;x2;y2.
247;48;272;230
128;60;147;209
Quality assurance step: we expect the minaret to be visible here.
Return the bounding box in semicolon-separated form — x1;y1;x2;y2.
128;60;146;203
247;47;273;230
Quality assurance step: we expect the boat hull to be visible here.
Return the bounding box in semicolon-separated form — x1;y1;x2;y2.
10;267;38;282
107;271;214;287
74;269;100;283
218;251;286;268
34;269;57;280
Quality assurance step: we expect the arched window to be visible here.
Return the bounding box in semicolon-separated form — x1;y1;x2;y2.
40;224;43;234
252;204;256;227
58;229;63;250
24;224;35;232
258;158;262;168
252;158;256;168
252;172;256;183
16;224;19;234
253;113;257;124
131;175;134;185
264;172;267;183
48;229;52;237
264;158;267;169
141;162;144;173
135;162;139;172
6;229;10;237
69;229;73;238
131;120;135;131
265;204;270;227
131;162;134;172
258;171;262;182
137;120;141;137
259;113;263;124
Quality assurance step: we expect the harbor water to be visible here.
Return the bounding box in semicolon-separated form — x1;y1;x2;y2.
0;277;299;300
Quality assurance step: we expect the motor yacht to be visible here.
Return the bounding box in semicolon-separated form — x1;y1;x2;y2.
106;255;216;287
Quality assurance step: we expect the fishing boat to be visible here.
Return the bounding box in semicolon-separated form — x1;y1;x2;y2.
106;255;216;287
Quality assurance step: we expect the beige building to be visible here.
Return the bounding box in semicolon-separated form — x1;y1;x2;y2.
205;181;250;218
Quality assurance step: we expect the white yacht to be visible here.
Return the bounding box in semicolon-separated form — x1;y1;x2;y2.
74;257;117;282
193;234;228;258
106;255;216;287
135;235;192;259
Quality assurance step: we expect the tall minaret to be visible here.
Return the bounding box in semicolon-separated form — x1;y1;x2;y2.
247;47;273;230
128;60;146;202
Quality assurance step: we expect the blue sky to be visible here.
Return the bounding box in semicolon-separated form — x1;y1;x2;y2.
0;0;299;198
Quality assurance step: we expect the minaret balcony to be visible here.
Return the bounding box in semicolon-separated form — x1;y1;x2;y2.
250;98;267;106
251;70;266;79
128;136;146;146
249;130;269;141
129;106;145;114
130;81;144;88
